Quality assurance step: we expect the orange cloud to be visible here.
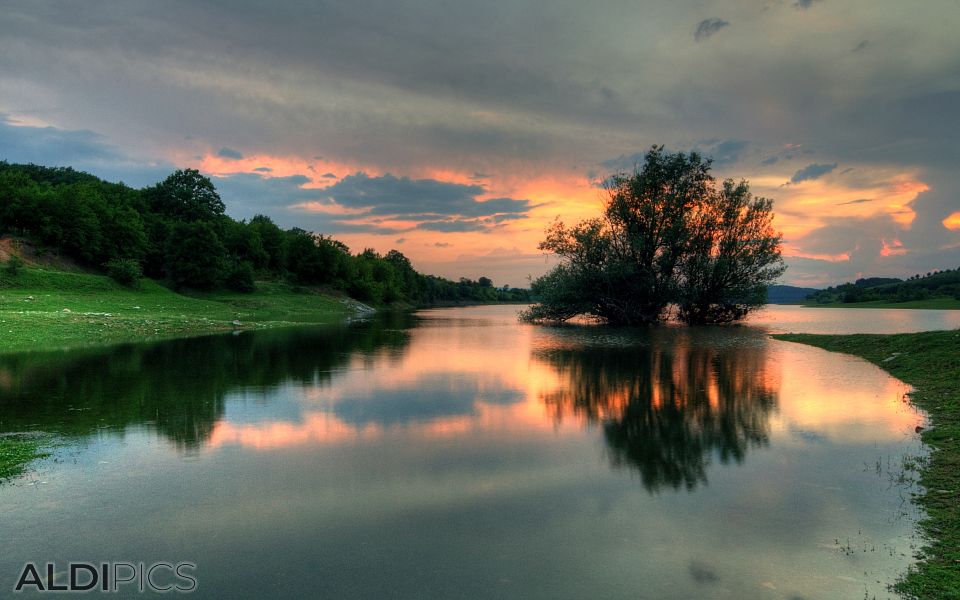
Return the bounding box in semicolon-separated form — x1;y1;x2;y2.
943;212;960;231
880;238;907;257
187;151;375;187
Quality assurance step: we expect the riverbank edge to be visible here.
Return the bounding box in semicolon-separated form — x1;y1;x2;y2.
772;330;960;599
797;298;960;310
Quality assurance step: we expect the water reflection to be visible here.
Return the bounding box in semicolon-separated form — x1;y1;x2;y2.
534;327;777;491
0;312;414;448
0;305;929;599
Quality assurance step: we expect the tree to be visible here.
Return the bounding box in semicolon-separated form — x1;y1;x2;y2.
146;169;225;223
164;221;226;289
522;146;784;325
676;179;786;324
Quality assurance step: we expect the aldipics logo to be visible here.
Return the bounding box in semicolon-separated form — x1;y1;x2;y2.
13;562;197;593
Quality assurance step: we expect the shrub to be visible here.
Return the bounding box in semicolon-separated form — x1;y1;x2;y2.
225;261;256;293
4;254;24;276
105;258;143;287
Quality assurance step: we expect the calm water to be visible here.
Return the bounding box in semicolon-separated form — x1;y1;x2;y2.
0;305;948;599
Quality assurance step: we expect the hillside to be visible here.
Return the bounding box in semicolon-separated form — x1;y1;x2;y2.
766;284;820;304
807;270;960;306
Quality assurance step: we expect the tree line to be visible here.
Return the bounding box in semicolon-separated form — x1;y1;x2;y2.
806;269;960;304
0;162;530;305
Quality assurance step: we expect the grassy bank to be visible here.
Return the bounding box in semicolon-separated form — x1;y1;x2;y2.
0;266;360;481
773;330;960;599
0;434;51;481
801;298;960;310
0;267;356;355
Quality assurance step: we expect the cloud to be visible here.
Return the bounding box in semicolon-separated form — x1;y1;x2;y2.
1;0;958;286
694;18;729;42
836;198;873;205
217;146;243;160
394;237;406;244
416;220;488;233
0;115;171;187
323;172;532;222
852;40;869;53
213;172;321;222
793;0;821;9
253;166;272;172
696;139;748;167
789;162;838;183
321;172;337;179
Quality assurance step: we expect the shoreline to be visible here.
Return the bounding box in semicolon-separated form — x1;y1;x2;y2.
773;330;960;599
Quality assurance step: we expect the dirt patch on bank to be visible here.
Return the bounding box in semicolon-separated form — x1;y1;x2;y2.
0;236;87;272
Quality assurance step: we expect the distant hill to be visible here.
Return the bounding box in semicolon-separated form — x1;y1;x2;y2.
807;269;960;304
767;284;820;304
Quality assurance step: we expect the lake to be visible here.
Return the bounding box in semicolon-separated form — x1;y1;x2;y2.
0;304;950;598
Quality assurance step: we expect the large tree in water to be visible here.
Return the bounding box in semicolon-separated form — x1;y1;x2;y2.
522;146;785;325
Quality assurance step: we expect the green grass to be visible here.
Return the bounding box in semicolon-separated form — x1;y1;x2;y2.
773;330;960;599
0;267;353;355
801;298;960;310
0;434;51;480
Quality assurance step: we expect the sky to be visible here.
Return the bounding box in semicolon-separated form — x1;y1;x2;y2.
1;0;958;288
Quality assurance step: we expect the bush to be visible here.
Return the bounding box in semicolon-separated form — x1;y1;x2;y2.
225;261;256;292
4;254;24;276
105;258;142;287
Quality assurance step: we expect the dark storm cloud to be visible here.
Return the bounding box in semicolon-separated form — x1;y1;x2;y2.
789;163;837;183
694;19;730;42
324;173;532;219
217;146;243;160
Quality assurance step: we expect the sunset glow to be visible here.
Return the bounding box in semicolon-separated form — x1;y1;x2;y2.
1;1;957;285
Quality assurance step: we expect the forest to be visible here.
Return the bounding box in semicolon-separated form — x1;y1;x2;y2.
0;162;530;306
805;270;960;304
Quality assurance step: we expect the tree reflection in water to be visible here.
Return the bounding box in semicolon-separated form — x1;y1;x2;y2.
0;312;413;449
533;326;778;491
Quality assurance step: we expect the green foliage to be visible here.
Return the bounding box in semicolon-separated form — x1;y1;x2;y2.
145;168;225;222
105;257;143;287
806;269;960;305
5;253;24;276
0;161;531;307
525;146;784;325
164;221;226;290
224;261;256;292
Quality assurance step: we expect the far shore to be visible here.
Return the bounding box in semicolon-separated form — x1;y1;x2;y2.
795;298;960;310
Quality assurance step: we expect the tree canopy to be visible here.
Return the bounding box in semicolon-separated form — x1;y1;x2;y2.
522;146;785;325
